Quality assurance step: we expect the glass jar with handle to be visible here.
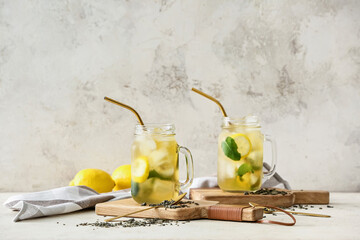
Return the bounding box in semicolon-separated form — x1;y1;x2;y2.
218;116;277;192
131;123;194;204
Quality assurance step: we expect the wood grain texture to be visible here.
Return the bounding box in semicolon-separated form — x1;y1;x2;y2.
190;188;295;207
95;198;263;221
292;190;330;204
189;188;330;206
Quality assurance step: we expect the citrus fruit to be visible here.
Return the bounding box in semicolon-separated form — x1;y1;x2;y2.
236;172;251;189
132;156;149;183
69;169;115;193
111;164;132;191
230;133;252;159
149;149;175;178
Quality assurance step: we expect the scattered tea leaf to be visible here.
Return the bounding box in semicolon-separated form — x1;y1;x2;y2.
78;218;188;228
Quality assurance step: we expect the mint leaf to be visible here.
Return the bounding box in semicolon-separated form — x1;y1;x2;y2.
148;170;162;179
131;180;139;196
237;163;253;177
148;170;172;181
221;136;241;160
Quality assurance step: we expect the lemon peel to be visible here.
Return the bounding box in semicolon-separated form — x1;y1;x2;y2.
132;156;149;183
229;133;252;159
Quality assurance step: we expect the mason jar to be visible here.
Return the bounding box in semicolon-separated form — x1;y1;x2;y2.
131;124;194;204
217;116;277;192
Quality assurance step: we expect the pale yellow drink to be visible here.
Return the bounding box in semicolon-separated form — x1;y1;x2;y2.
131;124;193;204
218;116;276;192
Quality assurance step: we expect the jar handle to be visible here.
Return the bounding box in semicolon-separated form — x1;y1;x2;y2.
263;135;277;179
178;146;194;192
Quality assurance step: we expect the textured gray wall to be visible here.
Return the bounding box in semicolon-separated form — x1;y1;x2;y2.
0;0;359;192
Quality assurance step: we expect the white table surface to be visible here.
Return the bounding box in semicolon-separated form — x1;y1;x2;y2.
1;192;360;240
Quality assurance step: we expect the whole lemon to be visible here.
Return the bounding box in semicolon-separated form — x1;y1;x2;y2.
111;164;131;191
69;169;115;193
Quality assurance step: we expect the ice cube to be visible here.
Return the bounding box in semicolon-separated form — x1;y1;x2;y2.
153;135;177;149
137;136;157;155
149;149;175;178
151;179;175;200
138;178;155;196
153;135;170;143
246;132;263;151
250;174;259;185
156;161;175;178
221;161;237;179
149;149;167;165
246;151;263;170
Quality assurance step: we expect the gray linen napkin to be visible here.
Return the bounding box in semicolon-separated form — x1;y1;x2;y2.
4;172;290;222
262;162;291;190
4;186;131;222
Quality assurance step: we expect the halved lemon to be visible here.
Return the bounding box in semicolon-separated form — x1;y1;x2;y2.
132;156;149;183
230;133;252;159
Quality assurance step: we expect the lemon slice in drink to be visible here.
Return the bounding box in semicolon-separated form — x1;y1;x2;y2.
149;149;175;179
132;156;149;183
230;133;252;159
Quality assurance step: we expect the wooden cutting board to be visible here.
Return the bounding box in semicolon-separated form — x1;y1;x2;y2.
190;188;329;207
95;198;263;222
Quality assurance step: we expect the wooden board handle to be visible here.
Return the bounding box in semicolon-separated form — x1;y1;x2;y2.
207;205;247;222
292;190;329;205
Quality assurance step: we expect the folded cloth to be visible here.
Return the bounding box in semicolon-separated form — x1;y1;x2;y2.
262;162;291;190
4;186;131;222
4;172;290;222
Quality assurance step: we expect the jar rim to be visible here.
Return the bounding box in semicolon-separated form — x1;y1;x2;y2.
135;123;175;135
222;115;261;128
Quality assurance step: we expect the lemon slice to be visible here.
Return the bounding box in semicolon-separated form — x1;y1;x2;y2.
230;133;252;159
149;149;175;179
132;156;149;183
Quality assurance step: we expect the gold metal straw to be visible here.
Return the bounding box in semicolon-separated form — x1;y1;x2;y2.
249;202;331;218
191;88;228;117
104;193;187;222
276;210;331;218
104;96;144;125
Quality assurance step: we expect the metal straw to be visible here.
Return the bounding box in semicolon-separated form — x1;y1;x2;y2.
104;96;144;125
249;202;331;218
104;193;187;222
191;88;228;117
